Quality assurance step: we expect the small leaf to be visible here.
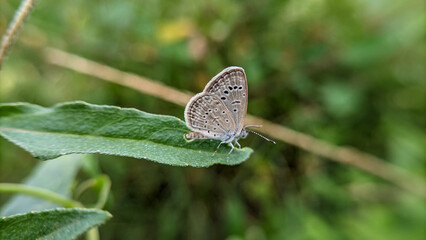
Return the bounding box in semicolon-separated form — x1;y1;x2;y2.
0;102;252;167
0;155;84;216
0;208;112;240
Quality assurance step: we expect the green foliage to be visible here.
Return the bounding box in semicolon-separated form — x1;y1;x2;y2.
0;0;425;239
0;208;111;240
0;101;252;166
0;155;82;216
0;155;111;239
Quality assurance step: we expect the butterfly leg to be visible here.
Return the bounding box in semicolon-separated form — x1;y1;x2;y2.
235;140;241;149
226;142;235;162
212;141;224;157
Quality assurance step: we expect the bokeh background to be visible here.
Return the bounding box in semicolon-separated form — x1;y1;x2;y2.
0;0;425;239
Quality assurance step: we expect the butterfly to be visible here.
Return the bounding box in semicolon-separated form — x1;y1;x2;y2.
184;66;275;161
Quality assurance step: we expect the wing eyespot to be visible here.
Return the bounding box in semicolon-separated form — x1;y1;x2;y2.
187;68;247;135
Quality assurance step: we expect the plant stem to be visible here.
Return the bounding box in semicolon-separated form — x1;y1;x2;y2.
75;175;111;209
0;183;83;208
94;175;111;209
0;0;37;68
86;227;99;240
44;47;426;199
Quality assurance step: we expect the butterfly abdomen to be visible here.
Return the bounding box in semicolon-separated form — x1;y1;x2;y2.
186;132;209;139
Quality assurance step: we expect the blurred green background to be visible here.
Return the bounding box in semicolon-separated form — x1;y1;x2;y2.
0;0;425;239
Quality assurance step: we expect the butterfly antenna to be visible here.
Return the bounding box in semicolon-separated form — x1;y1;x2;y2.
244;125;262;129
245;129;276;144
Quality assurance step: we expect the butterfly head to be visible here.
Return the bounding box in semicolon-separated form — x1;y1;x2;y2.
239;128;249;139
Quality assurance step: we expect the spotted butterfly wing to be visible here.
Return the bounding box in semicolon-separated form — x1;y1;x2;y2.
203;67;248;135
184;93;236;140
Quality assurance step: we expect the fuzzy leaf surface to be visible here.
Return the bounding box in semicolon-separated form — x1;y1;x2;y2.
0;102;252;167
0;208;111;240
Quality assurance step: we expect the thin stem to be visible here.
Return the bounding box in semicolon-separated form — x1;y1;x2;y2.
0;0;37;68
74;175;111;209
0;183;83;208
86;227;100;240
43;47;426;199
94;175;111;209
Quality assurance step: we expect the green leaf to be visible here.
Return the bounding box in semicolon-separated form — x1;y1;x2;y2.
0;208;112;240
0;155;83;216
0;101;252;167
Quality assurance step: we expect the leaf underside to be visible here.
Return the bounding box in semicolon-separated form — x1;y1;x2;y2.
0;208;111;240
0;101;253;167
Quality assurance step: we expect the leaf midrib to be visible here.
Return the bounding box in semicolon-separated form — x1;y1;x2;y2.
0;127;234;156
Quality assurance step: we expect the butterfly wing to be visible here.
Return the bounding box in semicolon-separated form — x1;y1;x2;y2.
203;67;248;135
184;93;236;140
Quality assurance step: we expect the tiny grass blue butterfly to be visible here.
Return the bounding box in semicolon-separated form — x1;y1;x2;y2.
185;66;275;161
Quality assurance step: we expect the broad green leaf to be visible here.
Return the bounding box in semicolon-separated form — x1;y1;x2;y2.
0;155;84;216
0;208;111;240
0;102;252;167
